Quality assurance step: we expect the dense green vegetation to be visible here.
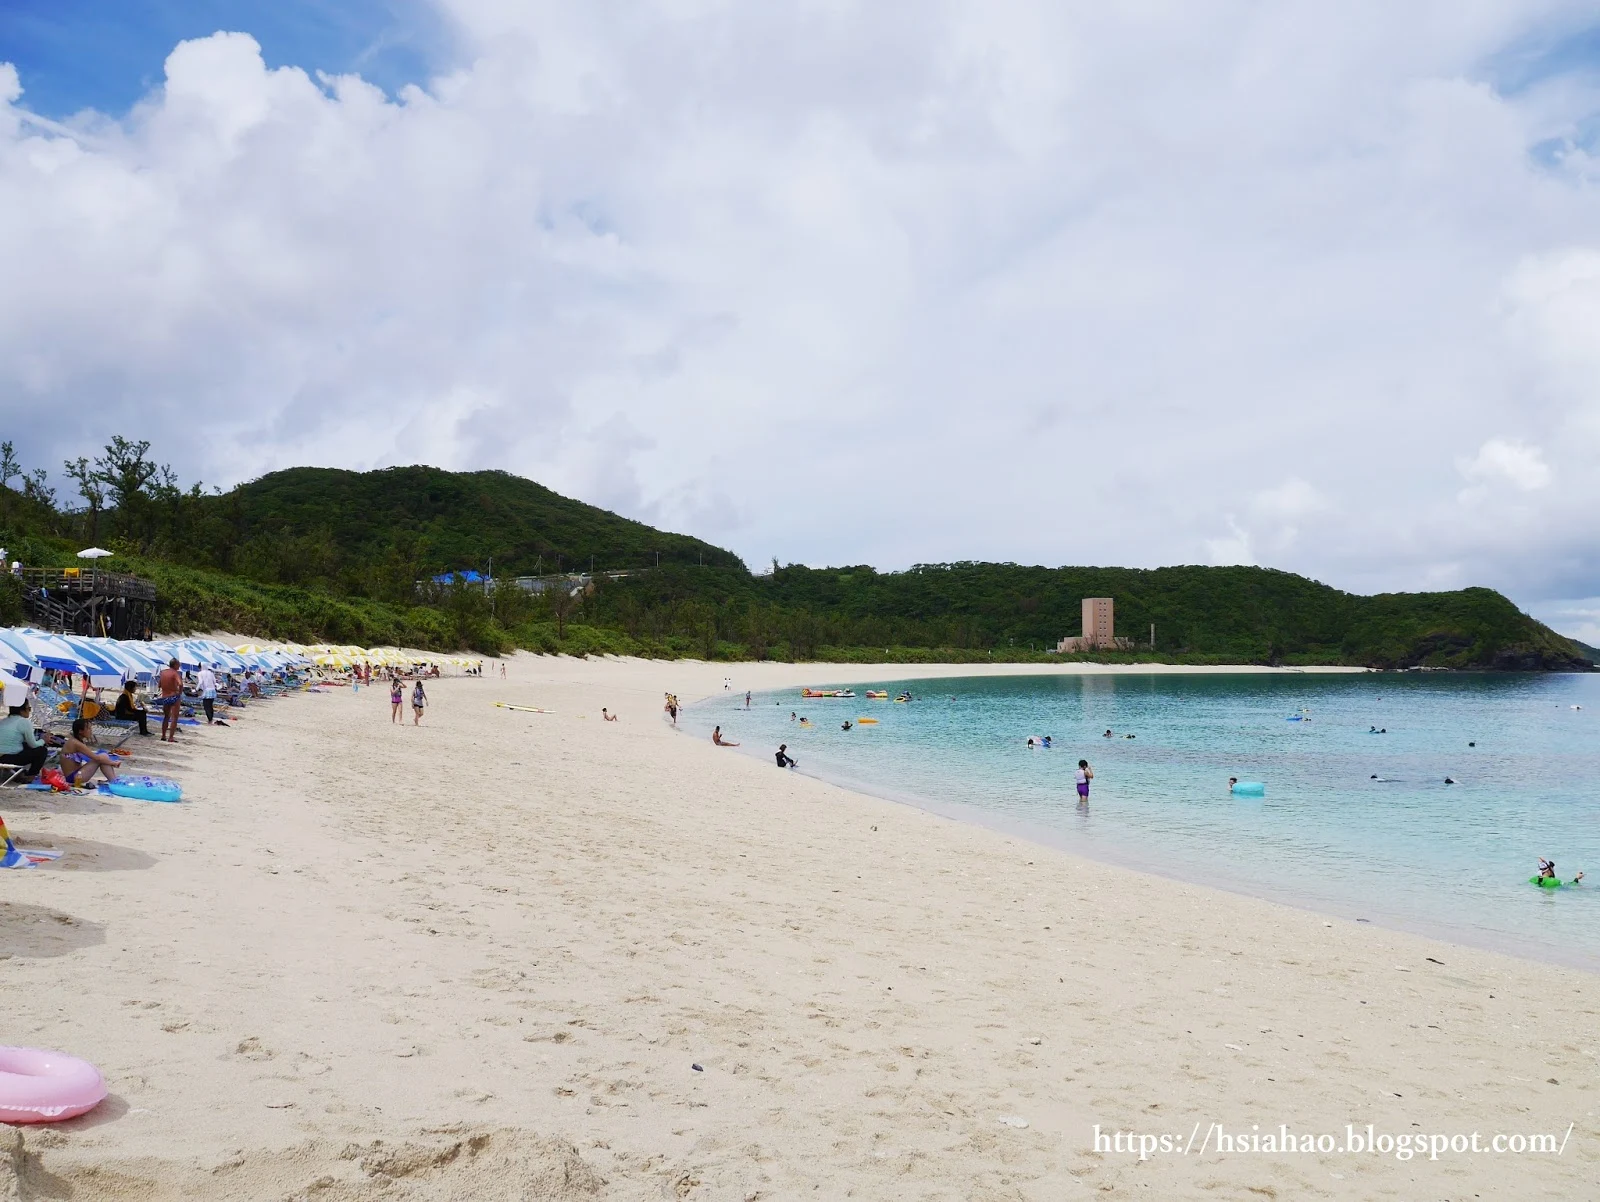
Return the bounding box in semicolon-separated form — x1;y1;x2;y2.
0;438;1588;669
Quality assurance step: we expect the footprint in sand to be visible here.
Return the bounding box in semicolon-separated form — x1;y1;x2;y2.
235;1036;276;1061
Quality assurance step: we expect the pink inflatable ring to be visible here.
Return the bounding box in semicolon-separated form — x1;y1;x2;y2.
0;1047;107;1124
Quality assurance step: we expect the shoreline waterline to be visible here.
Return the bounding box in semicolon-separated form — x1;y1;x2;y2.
682;665;1600;974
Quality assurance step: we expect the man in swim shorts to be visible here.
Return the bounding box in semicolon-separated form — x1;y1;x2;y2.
157;657;182;742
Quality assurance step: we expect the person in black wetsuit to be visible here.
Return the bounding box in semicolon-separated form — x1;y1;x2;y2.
775;744;797;768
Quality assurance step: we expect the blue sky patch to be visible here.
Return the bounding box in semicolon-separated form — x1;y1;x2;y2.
0;0;450;118
1482;20;1600;97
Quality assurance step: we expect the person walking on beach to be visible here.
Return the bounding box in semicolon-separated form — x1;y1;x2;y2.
390;678;404;723
197;664;218;724
665;694;678;725
1075;759;1094;806
157;657;183;742
411;680;427;726
745;690;751;709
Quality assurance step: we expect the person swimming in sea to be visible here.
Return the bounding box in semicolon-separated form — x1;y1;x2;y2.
841;721;853;731
1538;858;1557;880
1103;729;1113;738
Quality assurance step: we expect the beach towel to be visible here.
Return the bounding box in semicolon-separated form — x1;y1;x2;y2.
0;816;61;869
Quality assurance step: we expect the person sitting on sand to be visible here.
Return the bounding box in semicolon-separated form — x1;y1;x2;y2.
775;744;797;768
113;681;152;736
60;718;119;788
602;708;619;722
0;699;48;780
712;726;739;747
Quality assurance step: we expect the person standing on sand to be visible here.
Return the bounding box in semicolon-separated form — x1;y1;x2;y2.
745;690;751;709
197;664;217;724
411;680;427;726
157;657;183;742
390;678;404;723
1075;759;1093;806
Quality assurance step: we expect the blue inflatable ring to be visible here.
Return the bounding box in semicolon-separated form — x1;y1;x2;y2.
101;776;183;803
1230;781;1266;796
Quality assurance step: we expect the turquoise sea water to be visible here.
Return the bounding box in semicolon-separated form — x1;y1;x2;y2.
686;672;1600;971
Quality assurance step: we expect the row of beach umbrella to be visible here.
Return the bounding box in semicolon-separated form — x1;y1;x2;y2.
0;629;307;688
237;642;480;670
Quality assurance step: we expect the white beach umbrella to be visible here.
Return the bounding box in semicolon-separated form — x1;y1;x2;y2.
107;640;166;678
4;628;123;686
75;547;114;559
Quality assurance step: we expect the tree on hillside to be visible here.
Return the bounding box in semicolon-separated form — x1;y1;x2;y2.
93;436;164;547
0;441;19;525
23;469;55;510
63;457;106;543
547;582;578;639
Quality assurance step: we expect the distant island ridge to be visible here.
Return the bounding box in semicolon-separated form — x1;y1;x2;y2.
0;450;1589;670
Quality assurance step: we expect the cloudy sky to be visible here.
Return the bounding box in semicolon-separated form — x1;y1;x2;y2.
4;1;1600;637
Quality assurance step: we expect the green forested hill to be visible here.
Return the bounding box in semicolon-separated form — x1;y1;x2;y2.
195;465;742;587
590;562;1590;670
0;439;1589;667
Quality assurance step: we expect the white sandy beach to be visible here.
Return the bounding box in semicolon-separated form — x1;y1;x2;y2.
2;655;1594;1200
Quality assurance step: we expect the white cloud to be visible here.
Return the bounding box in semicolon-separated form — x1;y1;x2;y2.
1204;518;1255;567
1458;438;1553;491
4;2;1600;625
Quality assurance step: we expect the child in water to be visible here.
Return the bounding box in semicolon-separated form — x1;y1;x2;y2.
1075;759;1093;803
